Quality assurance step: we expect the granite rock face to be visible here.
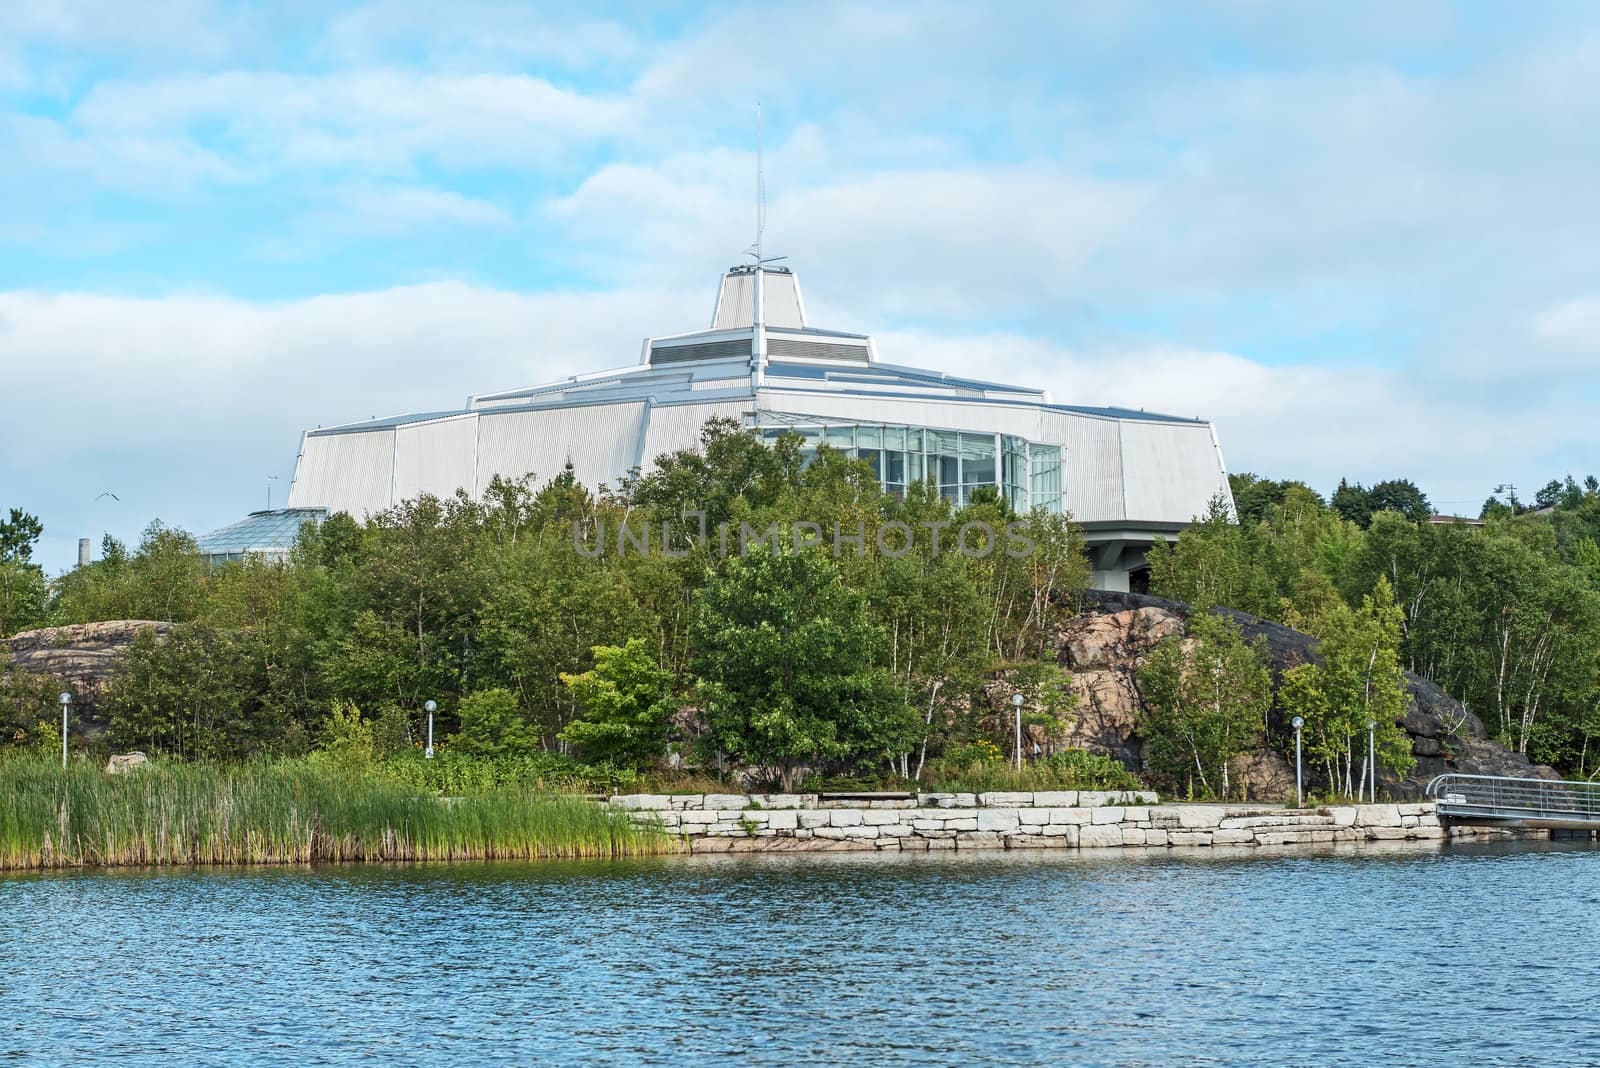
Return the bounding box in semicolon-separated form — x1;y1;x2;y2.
1226;749;1297;802
1066;590;1559;800
1040;604;1186;766
1058;606;1184;673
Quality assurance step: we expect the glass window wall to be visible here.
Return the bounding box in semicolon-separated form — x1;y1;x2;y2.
756;420;1065;513
1029;444;1062;513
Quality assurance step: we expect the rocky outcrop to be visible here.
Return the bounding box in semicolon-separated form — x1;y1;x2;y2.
1226;749;1296;802
1048;606;1184;765
1063;591;1559;800
1058;606;1184;671
4;621;170;735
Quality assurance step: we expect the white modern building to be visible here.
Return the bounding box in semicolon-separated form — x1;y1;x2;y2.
274;264;1232;590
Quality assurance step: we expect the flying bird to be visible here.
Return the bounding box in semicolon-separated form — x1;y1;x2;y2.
94;492;120;502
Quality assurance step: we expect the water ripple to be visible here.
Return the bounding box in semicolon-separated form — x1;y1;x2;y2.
2;841;1599;1066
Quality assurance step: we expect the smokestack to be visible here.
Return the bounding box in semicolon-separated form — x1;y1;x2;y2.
78;539;91;568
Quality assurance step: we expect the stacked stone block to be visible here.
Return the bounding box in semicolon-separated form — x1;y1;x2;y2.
603;793;1511;853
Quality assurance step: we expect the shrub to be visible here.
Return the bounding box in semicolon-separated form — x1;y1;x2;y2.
452;688;540;757
558;639;677;769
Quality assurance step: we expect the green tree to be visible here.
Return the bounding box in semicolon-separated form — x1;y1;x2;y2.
869;506;990;779
1136;612;1272;798
316;700;377;768
0;510;47;637
1147;494;1274;615
0;657;61;751
1576;538;1600;589
105;624;300;760
0;509;43;564
1367;479;1432;524
558;639;678;768
1228;474;1324;525
50;521;207;624
692;546;912;790
1330;479;1374;528
319;609;449;727
1333;477;1430;528
623;416;802;538
0;559;47;638
477;538;643;746
1288;577;1415;796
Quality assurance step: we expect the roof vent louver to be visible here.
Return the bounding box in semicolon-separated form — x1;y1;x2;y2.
766;339;870;363
650;339;754;365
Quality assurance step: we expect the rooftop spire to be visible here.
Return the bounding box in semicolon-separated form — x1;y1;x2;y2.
743;102;786;273
754;100;764;266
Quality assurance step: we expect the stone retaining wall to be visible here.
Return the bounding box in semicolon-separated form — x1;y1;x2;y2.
604;794;1524;853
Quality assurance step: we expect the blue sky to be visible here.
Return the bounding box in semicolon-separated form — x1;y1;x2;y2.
4;1;1600;573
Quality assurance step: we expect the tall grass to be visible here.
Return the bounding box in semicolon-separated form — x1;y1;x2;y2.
0;756;670;870
921;750;1143;794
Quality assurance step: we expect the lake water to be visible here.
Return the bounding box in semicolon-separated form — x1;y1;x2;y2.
3;841;1599;1066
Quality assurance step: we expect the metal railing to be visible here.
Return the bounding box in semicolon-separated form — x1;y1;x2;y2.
1427;773;1600;825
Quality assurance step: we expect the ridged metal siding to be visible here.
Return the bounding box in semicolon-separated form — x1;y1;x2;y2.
638;400;755;473
1119;421;1229;523
712;270;804;330
712;272;755;329
1062;415;1126;523
690;377;753;392
395;416;477;502
475;401;647;493
286;430;396;518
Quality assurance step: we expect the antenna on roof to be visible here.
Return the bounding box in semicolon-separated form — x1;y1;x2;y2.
742;102;783;387
755;100;763;264
744;103;786;270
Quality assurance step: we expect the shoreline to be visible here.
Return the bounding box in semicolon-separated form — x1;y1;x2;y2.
0;784;1544;873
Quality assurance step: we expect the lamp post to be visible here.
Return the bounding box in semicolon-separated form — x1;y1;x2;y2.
1011;693;1024;772
58;692;72;769
1291;715;1304;808
1367;720;1377;803
424;700;437;760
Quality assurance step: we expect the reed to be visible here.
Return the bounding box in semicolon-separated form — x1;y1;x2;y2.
0;755;670;870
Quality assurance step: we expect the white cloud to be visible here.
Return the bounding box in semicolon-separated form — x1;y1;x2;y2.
69;70;633;175
0;282;700;570
0;113;240;191
551;150;1145;318
323;186;513;233
1532;295;1600;357
318;1;642;71
0;0;240;60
